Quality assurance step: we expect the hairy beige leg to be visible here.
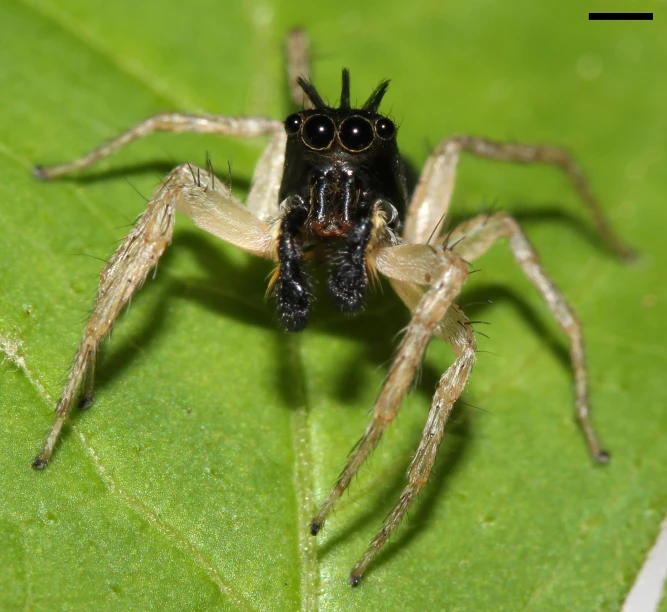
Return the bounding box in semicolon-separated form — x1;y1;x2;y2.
448;212;608;461
351;281;476;584
78;349;97;410
33;106;286;222
310;245;468;537
245;28;312;219
246;129;287;221
32;164;273;469
33;114;282;180
285;28;313;109
248;28;314;218
403;135;633;260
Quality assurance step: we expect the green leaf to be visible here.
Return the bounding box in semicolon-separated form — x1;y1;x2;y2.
1;0;666;610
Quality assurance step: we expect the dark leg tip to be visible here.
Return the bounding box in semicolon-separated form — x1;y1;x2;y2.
615;244;639;265
594;449;611;464
32;165;50;181
78;396;94;410
32;457;48;470
349;573;361;587
309;521;321;536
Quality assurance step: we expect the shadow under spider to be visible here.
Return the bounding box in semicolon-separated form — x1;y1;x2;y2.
65;162;607;408
91;230;274;400
88;210;579;456
297;282;572;565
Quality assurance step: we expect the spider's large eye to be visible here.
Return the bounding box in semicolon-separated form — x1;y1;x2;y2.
302;115;336;150
375;118;396;140
285;113;302;135
339;116;374;152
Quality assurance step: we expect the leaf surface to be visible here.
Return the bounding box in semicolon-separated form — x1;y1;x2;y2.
1;0;666;610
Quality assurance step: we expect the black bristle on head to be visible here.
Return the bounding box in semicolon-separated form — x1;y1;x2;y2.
298;72;389;113
297;77;327;109
340;69;351;109
362;80;390;113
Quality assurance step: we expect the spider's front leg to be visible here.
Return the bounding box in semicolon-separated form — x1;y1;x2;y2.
32;28;310;216
33;113;282;180
32;163;273;469
310;243;473;585
33;112;287;222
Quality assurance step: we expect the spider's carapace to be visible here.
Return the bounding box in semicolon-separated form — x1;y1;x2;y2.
274;70;408;331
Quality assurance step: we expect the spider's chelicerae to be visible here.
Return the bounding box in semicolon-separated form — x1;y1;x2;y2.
32;31;632;585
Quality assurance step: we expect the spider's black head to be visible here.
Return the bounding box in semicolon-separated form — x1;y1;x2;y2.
279;69;406;237
274;70;408;333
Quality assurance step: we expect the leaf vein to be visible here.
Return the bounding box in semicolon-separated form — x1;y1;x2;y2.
16;0;202;112
286;334;320;612
76;429;260;612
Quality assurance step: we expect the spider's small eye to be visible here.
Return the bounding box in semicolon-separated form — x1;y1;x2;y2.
285;114;302;135
375;118;396;140
339;116;374;152
302;115;336;150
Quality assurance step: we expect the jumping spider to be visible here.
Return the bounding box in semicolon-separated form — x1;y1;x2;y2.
32;30;632;585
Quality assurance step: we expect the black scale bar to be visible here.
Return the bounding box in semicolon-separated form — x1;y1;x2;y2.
589;12;653;20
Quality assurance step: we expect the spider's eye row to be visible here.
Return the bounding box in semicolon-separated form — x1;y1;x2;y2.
339;116;374;152
375;118;396;140
295;114;393;151
285;114;303;135
302;115;336;150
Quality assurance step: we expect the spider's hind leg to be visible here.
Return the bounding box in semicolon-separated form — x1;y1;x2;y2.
351;283;477;584
310;243;474;583
448;212;609;462
285;28;314;109
403;134;634;261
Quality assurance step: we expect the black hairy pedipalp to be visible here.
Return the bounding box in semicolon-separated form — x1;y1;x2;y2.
275;203;312;332
329;215;374;313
